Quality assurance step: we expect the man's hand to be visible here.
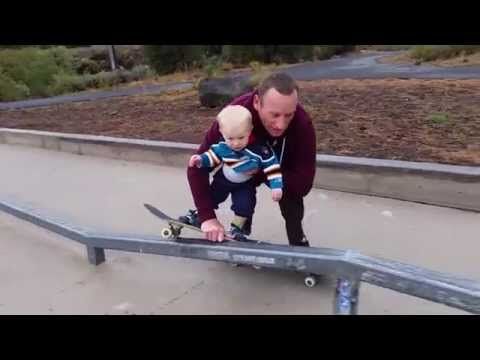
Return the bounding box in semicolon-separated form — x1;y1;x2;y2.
272;188;283;202
189;155;202;168
201;218;225;242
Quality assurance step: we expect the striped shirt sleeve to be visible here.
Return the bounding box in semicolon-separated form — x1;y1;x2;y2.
199;143;223;168
261;146;283;190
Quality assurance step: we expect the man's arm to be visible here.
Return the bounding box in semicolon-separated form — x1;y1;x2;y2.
187;121;223;223
283;114;316;198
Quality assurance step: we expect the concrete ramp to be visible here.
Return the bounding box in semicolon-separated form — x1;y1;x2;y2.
1;144;479;314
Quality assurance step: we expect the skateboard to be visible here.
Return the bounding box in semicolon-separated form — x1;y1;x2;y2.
143;203;319;288
144;203;258;243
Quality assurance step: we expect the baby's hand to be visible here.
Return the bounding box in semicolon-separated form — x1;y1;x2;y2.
189;155;202;168
272;189;283;202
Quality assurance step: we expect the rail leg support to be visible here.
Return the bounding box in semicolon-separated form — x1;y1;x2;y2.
334;278;360;315
87;246;106;266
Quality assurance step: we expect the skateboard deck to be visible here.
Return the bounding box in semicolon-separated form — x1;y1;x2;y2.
144;203;261;243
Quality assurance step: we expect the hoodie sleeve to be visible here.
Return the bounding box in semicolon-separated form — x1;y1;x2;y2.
282;109;317;198
186;121;223;223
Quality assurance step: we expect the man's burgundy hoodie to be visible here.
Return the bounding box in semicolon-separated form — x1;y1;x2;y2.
187;90;317;223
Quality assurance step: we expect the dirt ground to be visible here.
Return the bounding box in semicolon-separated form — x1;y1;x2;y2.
1;79;479;166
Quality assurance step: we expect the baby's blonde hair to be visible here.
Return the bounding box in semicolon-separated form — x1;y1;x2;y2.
217;105;252;135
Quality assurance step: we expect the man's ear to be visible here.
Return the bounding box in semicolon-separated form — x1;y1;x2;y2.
253;94;260;111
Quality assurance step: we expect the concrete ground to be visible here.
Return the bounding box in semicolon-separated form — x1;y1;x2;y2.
1;143;479;315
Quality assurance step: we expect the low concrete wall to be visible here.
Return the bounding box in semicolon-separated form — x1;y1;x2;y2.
1;128;479;212
315;155;480;212
0;128;197;167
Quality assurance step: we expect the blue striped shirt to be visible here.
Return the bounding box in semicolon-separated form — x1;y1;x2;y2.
198;141;283;190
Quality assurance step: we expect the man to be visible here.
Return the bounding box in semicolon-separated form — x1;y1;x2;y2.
183;72;317;246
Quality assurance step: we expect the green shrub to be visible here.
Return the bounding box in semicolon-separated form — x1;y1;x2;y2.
314;45;355;60
248;62;274;87
116;46;145;70
95;66;154;87
71;46;146;74
205;45;223;56
95;71;123;87
0;46;155;99
47;72;90;95
0;46;75;98
47;65;155;96
222;45;267;64
410;45;480;61
75;57;103;75
201;55;226;79
428;112;450;125
272;45;315;63
128;65;155;81
411;46;454;61
357;45;413;51
48;46;75;72
144;45;206;75
0;72;30;101
222;45;331;65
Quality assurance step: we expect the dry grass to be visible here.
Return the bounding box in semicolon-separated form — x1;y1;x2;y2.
379;51;480;67
2;79;480;165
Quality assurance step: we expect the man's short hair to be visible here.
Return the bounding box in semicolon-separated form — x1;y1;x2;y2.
257;72;299;99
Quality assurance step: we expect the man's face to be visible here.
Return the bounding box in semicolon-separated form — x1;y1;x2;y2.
253;88;298;138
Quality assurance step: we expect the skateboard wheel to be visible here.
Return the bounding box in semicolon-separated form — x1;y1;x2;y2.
304;275;317;288
161;227;173;239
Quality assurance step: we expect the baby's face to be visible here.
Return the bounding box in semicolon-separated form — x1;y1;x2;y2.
221;126;251;152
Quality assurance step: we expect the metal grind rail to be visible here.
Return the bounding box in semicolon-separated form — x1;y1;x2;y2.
1;200;479;315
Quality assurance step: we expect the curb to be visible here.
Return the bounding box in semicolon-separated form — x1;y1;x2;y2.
1;128;479;212
0;82;194;110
